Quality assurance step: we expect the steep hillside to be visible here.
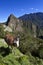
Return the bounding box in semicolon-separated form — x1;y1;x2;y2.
19;12;43;28
0;38;43;65
19;12;43;37
6;14;23;32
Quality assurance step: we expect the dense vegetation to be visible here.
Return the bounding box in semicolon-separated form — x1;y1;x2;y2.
0;37;43;65
0;29;43;65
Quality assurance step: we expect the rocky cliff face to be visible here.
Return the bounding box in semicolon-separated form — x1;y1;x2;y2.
19;12;43;37
5;14;39;37
6;14;23;32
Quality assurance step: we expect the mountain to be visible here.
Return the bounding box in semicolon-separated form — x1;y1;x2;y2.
19;12;43;28
19;12;43;37
1;12;43;37
0;13;43;65
5;14;23;32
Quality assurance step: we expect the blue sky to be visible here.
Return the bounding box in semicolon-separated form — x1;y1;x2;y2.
0;0;43;22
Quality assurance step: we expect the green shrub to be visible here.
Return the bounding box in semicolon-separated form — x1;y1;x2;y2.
0;25;5;38
38;46;43;58
18;56;31;65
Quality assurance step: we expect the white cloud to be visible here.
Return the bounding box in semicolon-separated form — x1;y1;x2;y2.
30;8;39;11
20;9;24;11
30;8;34;10
35;9;39;11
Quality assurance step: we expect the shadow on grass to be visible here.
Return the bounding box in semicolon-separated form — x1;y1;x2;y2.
0;46;11;57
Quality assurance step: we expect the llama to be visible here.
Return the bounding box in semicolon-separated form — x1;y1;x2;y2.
14;37;19;47
4;34;20;49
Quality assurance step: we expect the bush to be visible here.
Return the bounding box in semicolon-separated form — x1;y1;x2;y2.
18;56;31;65
38;46;43;58
0;25;5;38
19;33;43;59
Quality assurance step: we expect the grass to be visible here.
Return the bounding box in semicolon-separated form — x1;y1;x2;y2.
0;38;43;65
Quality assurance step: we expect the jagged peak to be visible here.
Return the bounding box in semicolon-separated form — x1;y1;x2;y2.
8;14;17;19
6;14;17;25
